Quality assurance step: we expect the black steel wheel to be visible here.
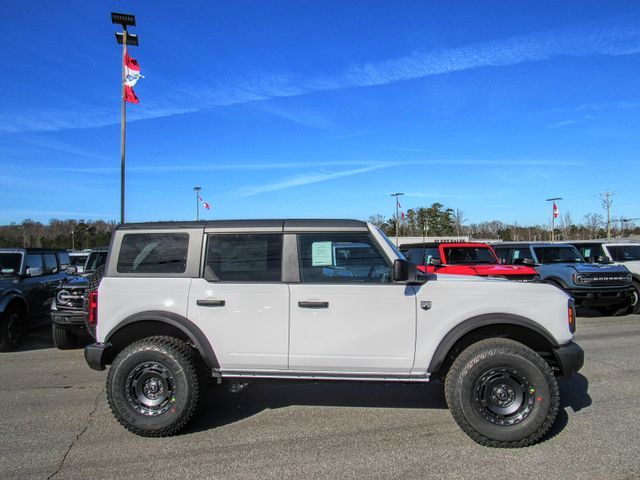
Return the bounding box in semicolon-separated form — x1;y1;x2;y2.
0;304;25;352
106;336;204;437
445;338;559;448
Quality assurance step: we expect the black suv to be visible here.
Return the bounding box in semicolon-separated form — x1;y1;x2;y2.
51;247;108;349
0;248;70;351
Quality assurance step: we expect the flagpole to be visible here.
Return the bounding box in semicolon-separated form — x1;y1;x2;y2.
390;192;404;247
120;28;127;225
194;186;201;221
546;197;562;242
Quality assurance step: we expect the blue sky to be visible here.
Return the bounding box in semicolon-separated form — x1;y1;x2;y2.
1;1;639;226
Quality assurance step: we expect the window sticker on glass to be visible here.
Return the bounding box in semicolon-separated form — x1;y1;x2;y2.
312;241;333;266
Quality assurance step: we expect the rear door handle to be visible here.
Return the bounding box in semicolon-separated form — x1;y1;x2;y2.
197;299;226;307
298;301;329;309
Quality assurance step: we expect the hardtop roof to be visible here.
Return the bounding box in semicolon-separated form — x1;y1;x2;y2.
116;219;368;231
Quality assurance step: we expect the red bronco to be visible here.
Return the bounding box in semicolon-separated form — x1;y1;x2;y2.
401;242;538;281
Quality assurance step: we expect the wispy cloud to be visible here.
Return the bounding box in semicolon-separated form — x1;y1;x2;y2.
2;17;639;134
233;164;390;197
548;119;579;128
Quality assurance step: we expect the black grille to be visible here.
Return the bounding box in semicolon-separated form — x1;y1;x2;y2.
580;272;631;286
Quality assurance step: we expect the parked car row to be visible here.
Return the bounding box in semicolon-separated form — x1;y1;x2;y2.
401;240;638;315
0;247;107;351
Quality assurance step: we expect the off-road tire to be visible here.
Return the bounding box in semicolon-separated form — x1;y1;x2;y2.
628;281;640;315
106;336;204;437
52;323;76;350
0;304;25;352
445;338;559;448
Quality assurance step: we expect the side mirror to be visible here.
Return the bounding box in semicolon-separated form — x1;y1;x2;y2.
66;266;78;275
428;258;442;267
522;258;535;266
393;259;418;283
596;255;612;264
26;267;43;277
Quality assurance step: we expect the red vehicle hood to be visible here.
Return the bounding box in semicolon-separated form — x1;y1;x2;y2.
417;263;537;277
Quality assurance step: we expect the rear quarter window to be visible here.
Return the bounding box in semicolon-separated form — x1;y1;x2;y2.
117;233;189;274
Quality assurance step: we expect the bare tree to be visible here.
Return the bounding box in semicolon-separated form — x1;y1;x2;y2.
583;213;604;239
453;209;467;236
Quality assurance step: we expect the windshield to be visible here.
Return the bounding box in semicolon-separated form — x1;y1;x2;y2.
376;227;406;260
69;255;88;267
533;246;584;263
0;253;23;275
444;247;497;264
607;245;640;261
85;251;108;272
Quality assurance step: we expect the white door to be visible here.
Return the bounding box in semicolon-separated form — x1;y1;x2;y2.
288;233;416;374
188;233;289;371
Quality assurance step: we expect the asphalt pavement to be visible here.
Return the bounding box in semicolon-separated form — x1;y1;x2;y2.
1;315;639;480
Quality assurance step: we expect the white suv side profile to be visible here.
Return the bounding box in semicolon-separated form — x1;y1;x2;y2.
85;220;583;447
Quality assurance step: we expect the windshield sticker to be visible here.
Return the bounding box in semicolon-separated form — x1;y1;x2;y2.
312;241;333;266
1;268;15;274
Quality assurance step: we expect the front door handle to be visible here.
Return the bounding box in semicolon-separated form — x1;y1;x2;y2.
197;299;226;307
298;301;329;309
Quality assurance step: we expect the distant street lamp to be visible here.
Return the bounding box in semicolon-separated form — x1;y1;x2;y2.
391;193;404;247
194;186;202;221
111;12;139;224
546;197;562;242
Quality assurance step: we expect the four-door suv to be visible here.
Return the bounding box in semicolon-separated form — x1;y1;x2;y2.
0;248;70;351
402;242;538;281
85;220;583;447
51;247;109;349
570;241;640;314
494;242;634;314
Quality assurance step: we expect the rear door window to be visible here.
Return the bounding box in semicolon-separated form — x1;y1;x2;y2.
117;233;189;273
205;234;283;282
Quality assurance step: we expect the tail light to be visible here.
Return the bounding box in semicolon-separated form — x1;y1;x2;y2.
568;298;576;333
88;291;98;327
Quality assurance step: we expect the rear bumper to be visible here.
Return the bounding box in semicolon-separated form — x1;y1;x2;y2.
569;286;635;308
553;341;584;378
84;342;112;371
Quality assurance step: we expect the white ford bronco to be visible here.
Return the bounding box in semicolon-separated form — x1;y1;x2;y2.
85;220;583;447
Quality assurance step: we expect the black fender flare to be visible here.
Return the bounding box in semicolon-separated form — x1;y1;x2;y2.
105;310;219;369
543;276;570;291
0;293;28;315
427;313;559;373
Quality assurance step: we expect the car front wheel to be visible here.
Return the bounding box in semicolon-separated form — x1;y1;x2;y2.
106;336;204;437
445;338;559;448
0;304;25;352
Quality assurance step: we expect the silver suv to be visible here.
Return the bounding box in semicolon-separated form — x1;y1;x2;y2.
85;220;583;447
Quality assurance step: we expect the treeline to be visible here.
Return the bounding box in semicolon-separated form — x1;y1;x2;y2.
0;219;116;249
369;203;640;241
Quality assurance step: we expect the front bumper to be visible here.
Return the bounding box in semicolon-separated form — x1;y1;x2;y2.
84;342;112;371
552;341;584;378
51;311;85;327
569;286;635;308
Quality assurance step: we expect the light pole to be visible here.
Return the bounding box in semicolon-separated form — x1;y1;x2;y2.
390;193;404;247
71;230;75;250
112;12;139;224
546;197;562;242
194;186;202;221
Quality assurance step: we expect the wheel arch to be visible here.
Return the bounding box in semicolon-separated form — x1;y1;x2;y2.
543;276;570;290
105;311;219;369
0;293;28;316
427;313;559;377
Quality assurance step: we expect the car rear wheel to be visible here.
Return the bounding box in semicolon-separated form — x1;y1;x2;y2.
0;304;25;352
445;338;559;448
106;336;204;437
52;323;77;350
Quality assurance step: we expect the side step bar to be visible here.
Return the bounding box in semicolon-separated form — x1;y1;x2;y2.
213;370;431;383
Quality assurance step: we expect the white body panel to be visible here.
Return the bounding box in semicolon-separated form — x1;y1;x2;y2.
187;280;289;370
288;284;416;373
96;277;192;342
601;244;640;276
411;275;573;374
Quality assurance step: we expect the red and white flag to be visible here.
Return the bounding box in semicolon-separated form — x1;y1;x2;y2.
124;48;143;104
553;202;559;219
198;194;211;210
